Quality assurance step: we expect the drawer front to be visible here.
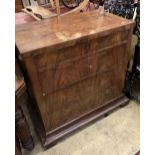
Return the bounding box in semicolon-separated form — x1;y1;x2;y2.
33;30;128;70
33;42;88;70
37;43;126;95
36;46;117;94
94;30;129;52
45;69;119;129
38;56;89;94
87;45;120;75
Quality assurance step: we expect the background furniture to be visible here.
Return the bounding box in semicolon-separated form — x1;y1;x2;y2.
15;0;24;12
135;150;140;155
124;1;140;101
15;58;34;154
16;10;134;149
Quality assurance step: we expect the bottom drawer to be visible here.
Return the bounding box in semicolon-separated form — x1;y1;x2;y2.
45;68;121;130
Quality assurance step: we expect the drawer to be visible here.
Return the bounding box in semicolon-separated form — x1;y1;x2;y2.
37;48;115;95
88;48;113;75
33;42;90;70
88;43;126;75
94;30;129;52
45;69;118;129
33;30;128;70
38;56;89;94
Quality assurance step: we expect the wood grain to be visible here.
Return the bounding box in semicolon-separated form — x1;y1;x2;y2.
16;10;134;148
16;10;134;57
15;0;24;12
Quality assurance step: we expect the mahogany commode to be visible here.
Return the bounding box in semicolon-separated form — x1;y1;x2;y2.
16;10;134;149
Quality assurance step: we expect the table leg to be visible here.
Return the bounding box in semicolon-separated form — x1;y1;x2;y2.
15;103;34;150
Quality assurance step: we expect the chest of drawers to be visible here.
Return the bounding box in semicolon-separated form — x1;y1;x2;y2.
16;10;134;149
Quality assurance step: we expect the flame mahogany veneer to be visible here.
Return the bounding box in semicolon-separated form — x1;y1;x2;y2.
16;10;134;149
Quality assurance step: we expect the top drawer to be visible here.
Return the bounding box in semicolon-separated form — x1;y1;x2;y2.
33;30;128;95
33;30;129;69
95;30;129;51
33;42;86;70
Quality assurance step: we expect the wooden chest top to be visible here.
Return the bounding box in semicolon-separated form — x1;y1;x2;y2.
16;10;134;58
